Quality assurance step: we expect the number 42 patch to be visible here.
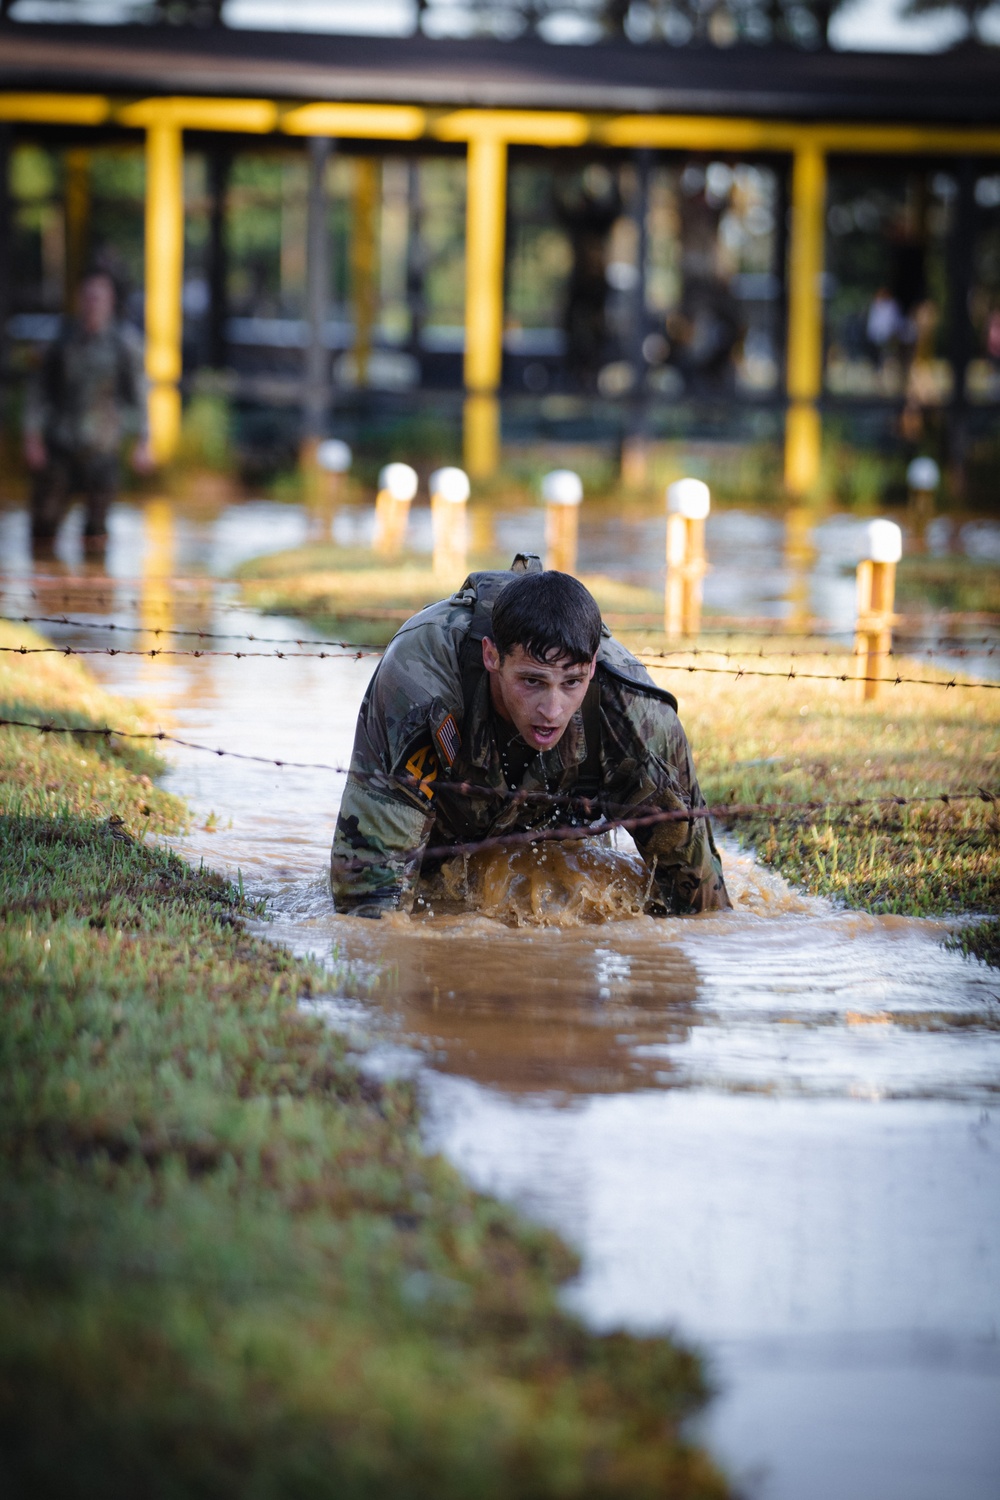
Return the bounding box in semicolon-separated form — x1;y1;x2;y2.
403;742;439;801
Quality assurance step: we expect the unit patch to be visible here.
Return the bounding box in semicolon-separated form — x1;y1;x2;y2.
403;742;439;801
433;712;461;768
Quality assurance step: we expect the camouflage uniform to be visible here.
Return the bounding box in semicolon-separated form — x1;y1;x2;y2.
332;571;731;918
25;320;147;542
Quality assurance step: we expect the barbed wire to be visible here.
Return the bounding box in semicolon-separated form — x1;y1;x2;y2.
0;645;374;661
419;787;998;862
1;716;995;827
634;655;1000;690
646;642;999;663
1;615;386;653
6;613;1000;664
2;634;999;687
4;584;999;633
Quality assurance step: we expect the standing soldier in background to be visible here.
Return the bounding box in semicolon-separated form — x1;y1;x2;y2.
23;268;152;551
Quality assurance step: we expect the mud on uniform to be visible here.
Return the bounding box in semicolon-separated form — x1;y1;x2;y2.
331;567;731;918
25;320;148;542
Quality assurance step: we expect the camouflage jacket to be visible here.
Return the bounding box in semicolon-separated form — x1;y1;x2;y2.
331;577;731;918
24;320;148;456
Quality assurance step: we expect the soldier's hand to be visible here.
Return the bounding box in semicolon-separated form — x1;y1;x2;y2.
24;434;47;471
348;898;399;920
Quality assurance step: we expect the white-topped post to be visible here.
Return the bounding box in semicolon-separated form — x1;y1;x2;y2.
430;466;471;583
372;461;418;558
542;469;583;574
664;477;710;639
855;518;903;702
308;438;352;537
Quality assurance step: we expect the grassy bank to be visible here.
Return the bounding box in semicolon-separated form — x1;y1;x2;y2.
0;623;727;1500
895;554;1000;615
632;638;999;960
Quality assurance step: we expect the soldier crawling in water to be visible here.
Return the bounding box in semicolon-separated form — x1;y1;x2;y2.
23;268;152;551
331;559;731;918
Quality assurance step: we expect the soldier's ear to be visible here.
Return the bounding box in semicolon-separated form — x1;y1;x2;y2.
588;653;598;681
482;637;501;673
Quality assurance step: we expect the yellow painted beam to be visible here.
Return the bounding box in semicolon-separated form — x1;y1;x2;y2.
0;93;110;125
601;114;799;152
435;109;590;146
144;120;185;464
118;97;277;132
281;102;426;139
599;114;1000;156
815;123;1000;155
785;141;826;496
4;90;1000;157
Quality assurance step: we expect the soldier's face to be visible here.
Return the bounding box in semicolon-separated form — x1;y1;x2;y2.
482;640;597;752
78;276;115;334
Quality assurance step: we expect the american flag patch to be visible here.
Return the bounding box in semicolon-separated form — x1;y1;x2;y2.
433;713;461;768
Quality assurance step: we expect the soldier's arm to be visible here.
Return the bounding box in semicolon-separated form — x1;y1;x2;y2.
23;340;59;443
331;626;457;916
331;768;436;917
619;694;731;916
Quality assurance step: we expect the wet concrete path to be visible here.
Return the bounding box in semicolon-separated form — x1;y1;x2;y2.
3;495;999;1500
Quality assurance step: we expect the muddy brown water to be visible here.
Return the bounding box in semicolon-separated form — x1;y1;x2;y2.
2;496;999;1500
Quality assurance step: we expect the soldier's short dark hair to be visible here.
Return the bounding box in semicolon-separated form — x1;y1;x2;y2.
490;570;601;665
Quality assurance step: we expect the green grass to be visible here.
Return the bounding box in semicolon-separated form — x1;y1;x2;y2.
235;543;665;647
627;637;1000;923
946;918;1000;969
0;624;728;1499
895;555;1000;615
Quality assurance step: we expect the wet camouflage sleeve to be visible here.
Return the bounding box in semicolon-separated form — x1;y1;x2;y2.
22;340;59;440
330;605;462;915
601;677;731;916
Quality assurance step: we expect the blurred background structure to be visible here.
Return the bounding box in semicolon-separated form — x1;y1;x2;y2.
0;2;998;501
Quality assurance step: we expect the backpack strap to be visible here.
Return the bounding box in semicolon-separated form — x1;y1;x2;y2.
598;659;678;714
455;555;543;704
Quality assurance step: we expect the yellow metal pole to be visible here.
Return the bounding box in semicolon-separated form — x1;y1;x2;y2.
785;142;826;497
63;146;90;310
463;134;507;478
144;121;184;465
352;157;379;388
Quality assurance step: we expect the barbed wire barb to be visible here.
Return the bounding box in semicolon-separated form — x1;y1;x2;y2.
0;716;994;852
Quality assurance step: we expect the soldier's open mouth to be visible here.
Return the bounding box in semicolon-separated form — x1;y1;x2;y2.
531;725;560;746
